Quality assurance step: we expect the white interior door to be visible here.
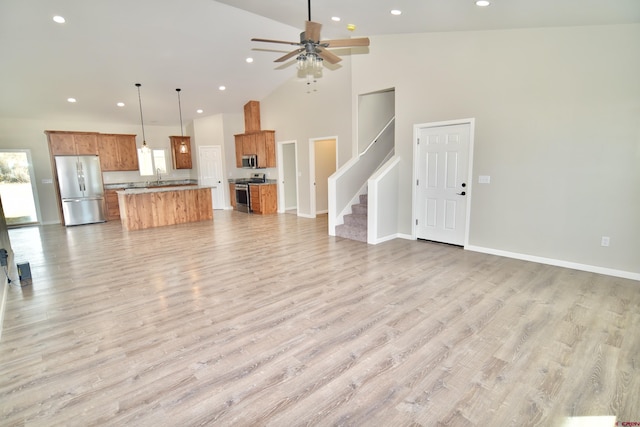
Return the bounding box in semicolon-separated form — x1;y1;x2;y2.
416;123;471;245
198;145;225;209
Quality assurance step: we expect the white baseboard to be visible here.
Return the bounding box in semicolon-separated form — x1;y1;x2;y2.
465;245;640;282
297;213;315;219
369;233;413;245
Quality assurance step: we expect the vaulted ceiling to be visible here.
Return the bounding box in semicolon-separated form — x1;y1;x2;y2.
1;0;638;127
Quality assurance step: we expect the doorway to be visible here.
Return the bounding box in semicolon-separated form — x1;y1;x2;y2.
309;137;337;217
0;150;40;226
277;140;298;214
198;146;225;209
414;120;474;246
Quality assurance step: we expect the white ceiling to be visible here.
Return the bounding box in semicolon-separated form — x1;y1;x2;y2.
1;0;638;128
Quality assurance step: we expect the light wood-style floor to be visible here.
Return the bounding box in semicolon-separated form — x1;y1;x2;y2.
1;211;638;426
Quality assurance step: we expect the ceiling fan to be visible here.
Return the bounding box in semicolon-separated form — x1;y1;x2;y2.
251;0;370;68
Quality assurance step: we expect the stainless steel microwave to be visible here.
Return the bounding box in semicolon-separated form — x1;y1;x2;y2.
242;154;257;169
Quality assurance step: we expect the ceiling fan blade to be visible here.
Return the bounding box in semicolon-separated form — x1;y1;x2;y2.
251;38;301;46
317;48;342;65
322;37;370;48
274;48;305;63
305;21;322;42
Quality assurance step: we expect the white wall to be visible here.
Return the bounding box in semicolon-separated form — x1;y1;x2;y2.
351;24;640;275
260;59;353;217
358;89;395;154
0;118;194;224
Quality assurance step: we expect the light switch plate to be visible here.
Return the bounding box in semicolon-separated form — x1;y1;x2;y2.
478;175;491;184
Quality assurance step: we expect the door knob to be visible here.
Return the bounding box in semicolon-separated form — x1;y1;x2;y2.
457;191;466;195
461;183;466;187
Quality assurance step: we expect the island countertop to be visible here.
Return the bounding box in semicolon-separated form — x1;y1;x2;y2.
117;186;213;231
116;185;214;195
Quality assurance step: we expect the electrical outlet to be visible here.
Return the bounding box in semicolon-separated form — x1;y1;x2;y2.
601;236;610;247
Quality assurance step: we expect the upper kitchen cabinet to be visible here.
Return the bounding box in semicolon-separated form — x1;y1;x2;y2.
234;100;276;169
46;131;99;155
98;134;138;171
170;136;192;169
234;131;275;168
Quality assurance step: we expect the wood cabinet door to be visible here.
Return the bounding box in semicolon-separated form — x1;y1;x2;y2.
249;185;261;213
74;133;99;155
98;134;119;171
170;136;192;169
264;131;276;168
48;133;76;155
254;133;267;168
104;189;122;220
262;184;277;214
234;135;244;167
243;133;257;157
229;183;236;208
117;135;139;170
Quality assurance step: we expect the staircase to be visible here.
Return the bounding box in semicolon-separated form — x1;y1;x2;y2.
335;194;368;243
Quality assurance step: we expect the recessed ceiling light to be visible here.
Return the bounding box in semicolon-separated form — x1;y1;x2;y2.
53;15;66;24
476;0;490;6
67;98;76;103
218;86;226;91
116;102;125;107
196;109;204;114
246;57;254;63
390;9;402;16
331;16;341;22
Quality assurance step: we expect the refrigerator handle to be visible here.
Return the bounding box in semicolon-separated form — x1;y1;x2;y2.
77;161;86;192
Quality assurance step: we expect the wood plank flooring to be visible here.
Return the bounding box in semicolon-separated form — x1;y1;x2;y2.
1;211;638;426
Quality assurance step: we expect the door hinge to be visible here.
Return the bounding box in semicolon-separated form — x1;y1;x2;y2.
416;179;419;186
416;219;418;225
417;138;420;145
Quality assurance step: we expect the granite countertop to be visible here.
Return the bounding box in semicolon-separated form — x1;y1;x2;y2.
105;179;197;190
228;179;277;185
116;185;214;195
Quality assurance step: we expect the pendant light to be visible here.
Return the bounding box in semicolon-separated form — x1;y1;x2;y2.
176;88;188;154
135;83;150;153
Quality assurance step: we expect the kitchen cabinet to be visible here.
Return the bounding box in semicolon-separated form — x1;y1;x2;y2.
249;184;277;214
104;188;125;220
46;131;99;155
229;183;236;209
170;136;192;169
98;134;138;171
234;130;275;168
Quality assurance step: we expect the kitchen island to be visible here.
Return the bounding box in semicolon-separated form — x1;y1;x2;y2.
117;185;213;231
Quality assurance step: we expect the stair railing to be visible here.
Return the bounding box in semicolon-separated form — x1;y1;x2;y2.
328;117;395;235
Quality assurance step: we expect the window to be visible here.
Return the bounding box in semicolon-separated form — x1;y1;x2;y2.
0;150;40;225
138;149;167;176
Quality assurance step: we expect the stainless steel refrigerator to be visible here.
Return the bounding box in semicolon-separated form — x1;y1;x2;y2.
55;155;106;226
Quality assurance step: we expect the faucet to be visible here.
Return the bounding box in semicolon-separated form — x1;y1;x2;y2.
156;168;162;184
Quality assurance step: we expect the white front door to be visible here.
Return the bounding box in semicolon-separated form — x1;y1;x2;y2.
415;122;471;245
198;145;225;210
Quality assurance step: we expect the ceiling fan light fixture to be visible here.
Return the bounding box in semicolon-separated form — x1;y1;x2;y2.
476;0;490;6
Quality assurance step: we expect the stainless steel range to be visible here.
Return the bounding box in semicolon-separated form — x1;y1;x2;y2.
234;173;266;213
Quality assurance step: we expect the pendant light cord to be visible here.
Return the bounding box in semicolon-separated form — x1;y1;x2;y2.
135;83;147;143
176;88;184;137
308;0;311;21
